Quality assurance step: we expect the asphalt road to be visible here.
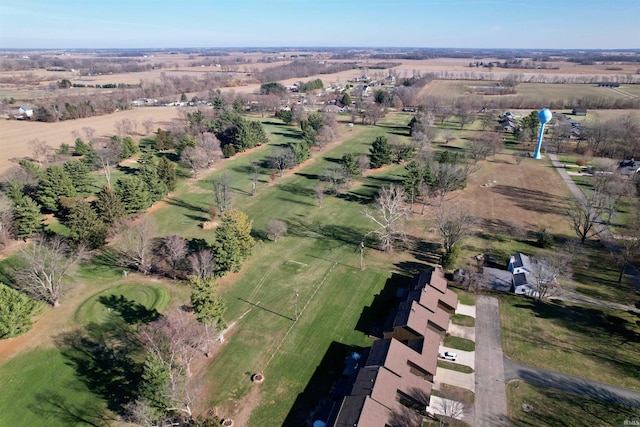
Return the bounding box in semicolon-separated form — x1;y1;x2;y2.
474;295;509;426
504;357;640;408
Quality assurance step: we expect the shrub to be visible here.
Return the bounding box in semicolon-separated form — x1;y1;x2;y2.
537;228;554;248
442;245;461;270
222;144;236;158
0;284;43;339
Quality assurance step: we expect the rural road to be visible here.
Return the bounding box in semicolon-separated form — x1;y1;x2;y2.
474;295;509;426
503;357;640;408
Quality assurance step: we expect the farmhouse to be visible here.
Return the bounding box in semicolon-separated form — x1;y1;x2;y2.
327;267;458;427
11;106;34;120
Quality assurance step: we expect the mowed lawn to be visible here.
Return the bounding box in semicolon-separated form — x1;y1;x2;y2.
0;349;112;427
500;295;640;391
150;116;421;425
506;381;638;426
0;261;190;427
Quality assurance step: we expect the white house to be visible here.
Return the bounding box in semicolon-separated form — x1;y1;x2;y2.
508;253;538;297
512;272;537;297
508;253;532;275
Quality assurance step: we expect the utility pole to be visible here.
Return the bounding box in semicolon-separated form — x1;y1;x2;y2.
359;241;365;270
295;289;299;321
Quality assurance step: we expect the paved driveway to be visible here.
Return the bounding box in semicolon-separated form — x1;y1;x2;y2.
448;323;475;341
474;295;509;426
434;368;475;392
456;303;476;318
439;345;474;370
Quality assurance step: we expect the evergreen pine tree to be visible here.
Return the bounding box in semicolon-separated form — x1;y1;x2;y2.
63;160;92;193
212;209;255;275
14;196;42;238
67;199;106;249
38;165;77;212
156;157;177;192
115;176;151;213
369;136;393;168
189;277;227;328
94;185;126;224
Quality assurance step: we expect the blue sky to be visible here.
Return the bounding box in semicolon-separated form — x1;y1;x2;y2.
0;0;638;49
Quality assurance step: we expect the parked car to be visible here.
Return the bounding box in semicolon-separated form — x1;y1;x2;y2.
439;351;457;361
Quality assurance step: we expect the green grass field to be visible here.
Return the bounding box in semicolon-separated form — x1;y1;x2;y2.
443;336;475;352
74;284;169;324
500;295;640;390
0;349;113;427
176;117;423;425
451;313;475;327
507;380;639;426
437;360;474;374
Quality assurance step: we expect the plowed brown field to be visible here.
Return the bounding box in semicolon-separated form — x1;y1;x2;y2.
0;107;182;174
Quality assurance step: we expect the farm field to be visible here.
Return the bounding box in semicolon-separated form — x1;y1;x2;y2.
0;106;181;175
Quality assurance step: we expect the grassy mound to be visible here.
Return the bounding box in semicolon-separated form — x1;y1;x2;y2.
74;284;170;325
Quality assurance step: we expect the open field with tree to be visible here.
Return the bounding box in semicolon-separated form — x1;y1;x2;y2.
500;295;640;391
0;48;639;426
506;381;638;426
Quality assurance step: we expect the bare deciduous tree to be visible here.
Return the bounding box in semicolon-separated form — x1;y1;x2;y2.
362;184;410;253
357;154;370;174
29;139;53;166
93;138;123;186
266;219;287;242
270;146;296;177
434;384;470;426
137;309;212;418
114;118;133;136
212;172;233;216
160;234;188;273
315;125;336;148
531;252;572;301
321;165;351;195
119;217;156;274
139;308;210;378
197;132;222;167
607;217;640;283
13;236;81;307
250;161;260;196
188;249;215;280
435;204;475;256
315;183;325;207
82;126;96;142
441;129;455;145
180;146;208;178
432;163;469;206
566;194;606;244
142;119;154;135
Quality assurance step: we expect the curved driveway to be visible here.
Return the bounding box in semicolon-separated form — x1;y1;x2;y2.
504;357;640;408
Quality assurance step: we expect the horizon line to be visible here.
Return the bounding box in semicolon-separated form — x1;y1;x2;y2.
1;46;639;52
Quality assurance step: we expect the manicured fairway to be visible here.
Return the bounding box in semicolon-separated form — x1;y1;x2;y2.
74;284;170;324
